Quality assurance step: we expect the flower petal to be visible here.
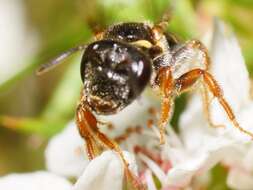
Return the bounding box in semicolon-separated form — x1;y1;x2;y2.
165;127;239;187
45;122;89;177
209;19;250;124
0;171;72;190
211;19;250;107
139;154;167;183
73;150;137;190
177;102;253;187
227;168;253;190
242;145;253;172
224;102;253;188
144;170;157;190
166;143;235;188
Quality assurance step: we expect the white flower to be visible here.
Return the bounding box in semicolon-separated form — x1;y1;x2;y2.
0;171;72;190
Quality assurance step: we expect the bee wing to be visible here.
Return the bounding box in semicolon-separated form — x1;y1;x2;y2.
36;44;87;75
171;45;206;78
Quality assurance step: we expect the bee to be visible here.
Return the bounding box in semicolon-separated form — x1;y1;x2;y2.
37;18;253;189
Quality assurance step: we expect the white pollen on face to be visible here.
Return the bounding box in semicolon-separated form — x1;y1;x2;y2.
107;71;113;78
93;44;99;50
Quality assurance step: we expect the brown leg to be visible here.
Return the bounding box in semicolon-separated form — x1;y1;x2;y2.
170;40;218;127
76;101;146;190
200;85;224;128
158;97;174;144
175;69;253;139
155;40;215;143
76;104;99;160
77;103;128;163
156;67;175;144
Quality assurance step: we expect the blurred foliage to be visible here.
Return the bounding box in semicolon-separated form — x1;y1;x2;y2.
0;128;45;175
209;165;231;190
0;0;252;188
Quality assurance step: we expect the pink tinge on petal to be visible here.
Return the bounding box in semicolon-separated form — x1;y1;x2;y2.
161;160;172;173
144;170;157;190
138;170;147;184
134;145;172;174
139;154;168;185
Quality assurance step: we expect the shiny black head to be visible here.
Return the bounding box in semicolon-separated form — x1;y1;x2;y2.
81;39;151;115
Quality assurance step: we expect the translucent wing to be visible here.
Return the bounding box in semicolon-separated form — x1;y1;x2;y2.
171;43;207;79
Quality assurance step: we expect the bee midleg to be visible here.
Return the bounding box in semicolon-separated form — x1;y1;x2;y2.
175;68;253;139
